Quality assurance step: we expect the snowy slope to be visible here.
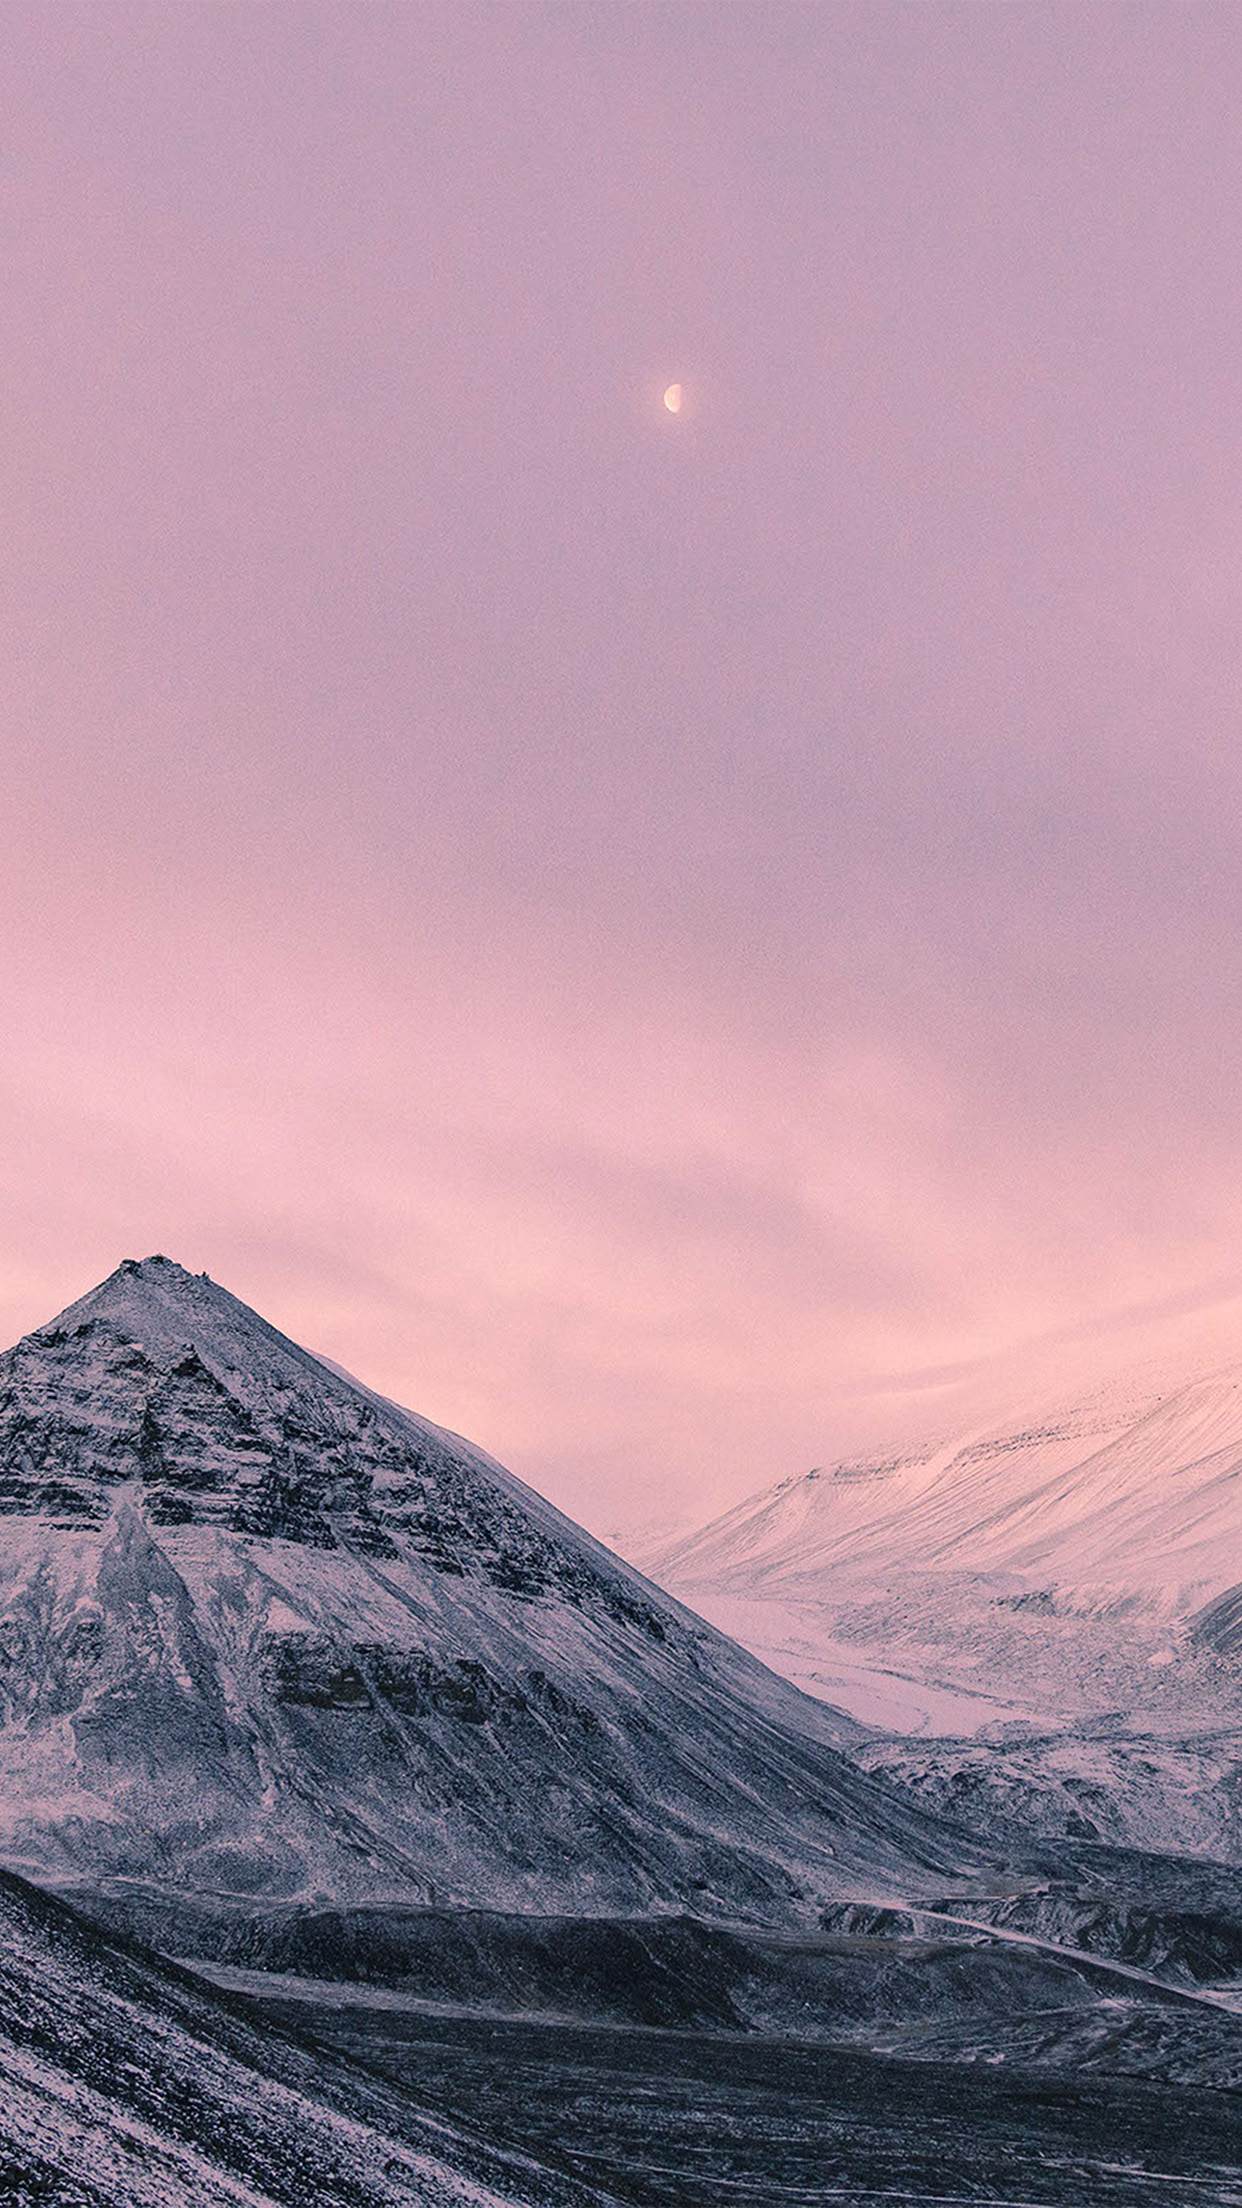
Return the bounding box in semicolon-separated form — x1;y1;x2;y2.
0;1258;982;1921
643;1338;1242;1740
655;1371;1242;1599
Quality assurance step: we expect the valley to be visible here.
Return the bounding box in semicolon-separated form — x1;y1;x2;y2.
172;1987;1242;2207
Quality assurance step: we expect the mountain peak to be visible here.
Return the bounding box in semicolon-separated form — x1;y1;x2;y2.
0;1260;977;1914
49;1253;278;1347
5;1255;486;1556
85;1252;207;1295
28;1256;372;1436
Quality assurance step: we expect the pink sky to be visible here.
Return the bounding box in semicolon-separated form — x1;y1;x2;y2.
6;3;1242;1532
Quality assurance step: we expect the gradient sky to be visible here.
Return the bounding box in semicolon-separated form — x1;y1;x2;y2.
6;2;1242;1533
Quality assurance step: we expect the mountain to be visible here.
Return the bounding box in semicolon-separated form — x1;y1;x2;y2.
0;1858;607;2208
642;1339;1242;1754
0;1256;980;1925
656;1365;1242;1599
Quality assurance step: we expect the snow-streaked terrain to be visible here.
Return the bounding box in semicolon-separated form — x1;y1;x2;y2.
0;1860;611;2208
0;1257;987;1925
651;1359;1242;1606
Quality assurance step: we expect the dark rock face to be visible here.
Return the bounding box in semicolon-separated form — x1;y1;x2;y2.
1191;1581;1242;1656
0;1258;983;1921
0;1265;676;1640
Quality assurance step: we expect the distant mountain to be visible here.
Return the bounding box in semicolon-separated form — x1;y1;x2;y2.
0;1859;606;2208
655;1366;1242;1595
0;1257;979;1924
642;1344;1242;1747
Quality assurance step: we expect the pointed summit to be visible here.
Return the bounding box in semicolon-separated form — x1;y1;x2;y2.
4;1252;671;1571
42;1252;339;1392
6;1251;402;1545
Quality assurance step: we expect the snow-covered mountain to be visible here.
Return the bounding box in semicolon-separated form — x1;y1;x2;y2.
0;1257;980;1923
653;1358;1242;1599
642;1337;1242;1743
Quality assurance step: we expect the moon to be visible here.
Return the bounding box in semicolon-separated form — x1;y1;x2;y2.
663;383;683;414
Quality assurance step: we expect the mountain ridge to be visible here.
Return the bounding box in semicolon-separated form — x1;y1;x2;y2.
650;1341;1242;1602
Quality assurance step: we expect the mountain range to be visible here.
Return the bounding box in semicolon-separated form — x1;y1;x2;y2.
13;1259;1242;2202
633;1323;1242;1869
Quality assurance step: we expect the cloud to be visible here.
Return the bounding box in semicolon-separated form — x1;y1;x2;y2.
5;4;1242;1529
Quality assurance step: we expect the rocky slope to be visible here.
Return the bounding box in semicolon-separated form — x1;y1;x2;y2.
0;1257;982;1923
0;1860;608;2208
